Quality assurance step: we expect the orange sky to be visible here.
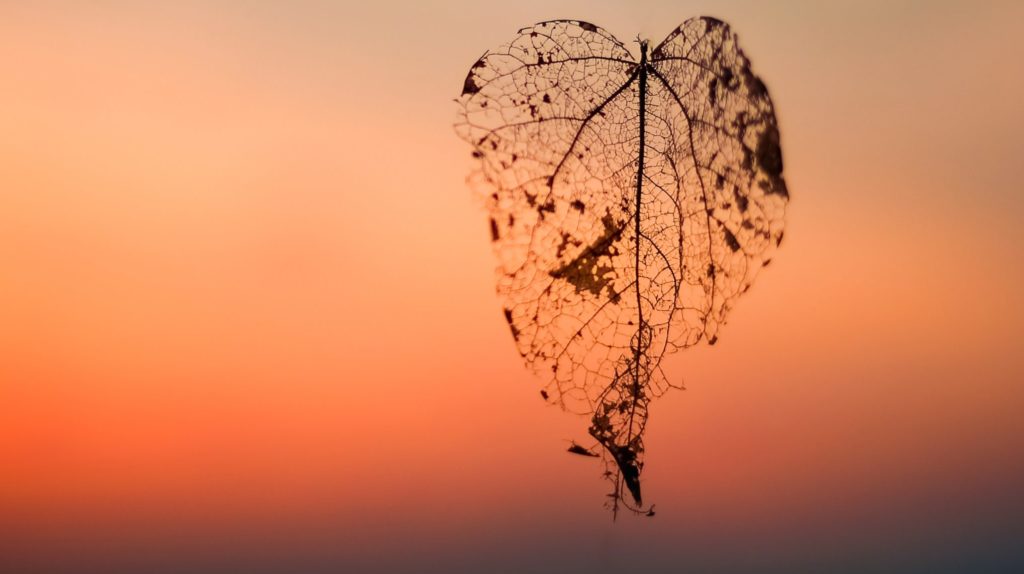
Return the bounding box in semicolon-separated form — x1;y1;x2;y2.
2;1;1023;572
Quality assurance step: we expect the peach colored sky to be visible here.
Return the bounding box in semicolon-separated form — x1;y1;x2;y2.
2;1;1023;572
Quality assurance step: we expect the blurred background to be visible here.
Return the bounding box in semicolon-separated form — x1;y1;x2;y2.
2;1;1022;572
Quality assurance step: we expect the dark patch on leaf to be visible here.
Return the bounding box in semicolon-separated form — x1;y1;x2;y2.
703;16;726;28
772;178;790;198
548;214;623;298
605;441;643;504
721;67;737;91
538;199;556;218
504;307;521;339
734;186;749;212
462;72;481;96
744;69;768;99
462;57;487;95
754;123;788;198
741;146;753;171
723;227;741;252
756;125;784;179
555;232;572;258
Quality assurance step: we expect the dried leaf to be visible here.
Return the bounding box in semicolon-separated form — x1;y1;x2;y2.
455;17;788;514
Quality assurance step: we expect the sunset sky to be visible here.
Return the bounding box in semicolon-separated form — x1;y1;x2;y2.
2;1;1023;572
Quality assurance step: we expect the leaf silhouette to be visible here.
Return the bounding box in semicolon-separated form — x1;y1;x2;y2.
455;17;788;515
567;441;600;457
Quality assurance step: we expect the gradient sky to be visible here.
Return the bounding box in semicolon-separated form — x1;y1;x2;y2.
2;1;1023;573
